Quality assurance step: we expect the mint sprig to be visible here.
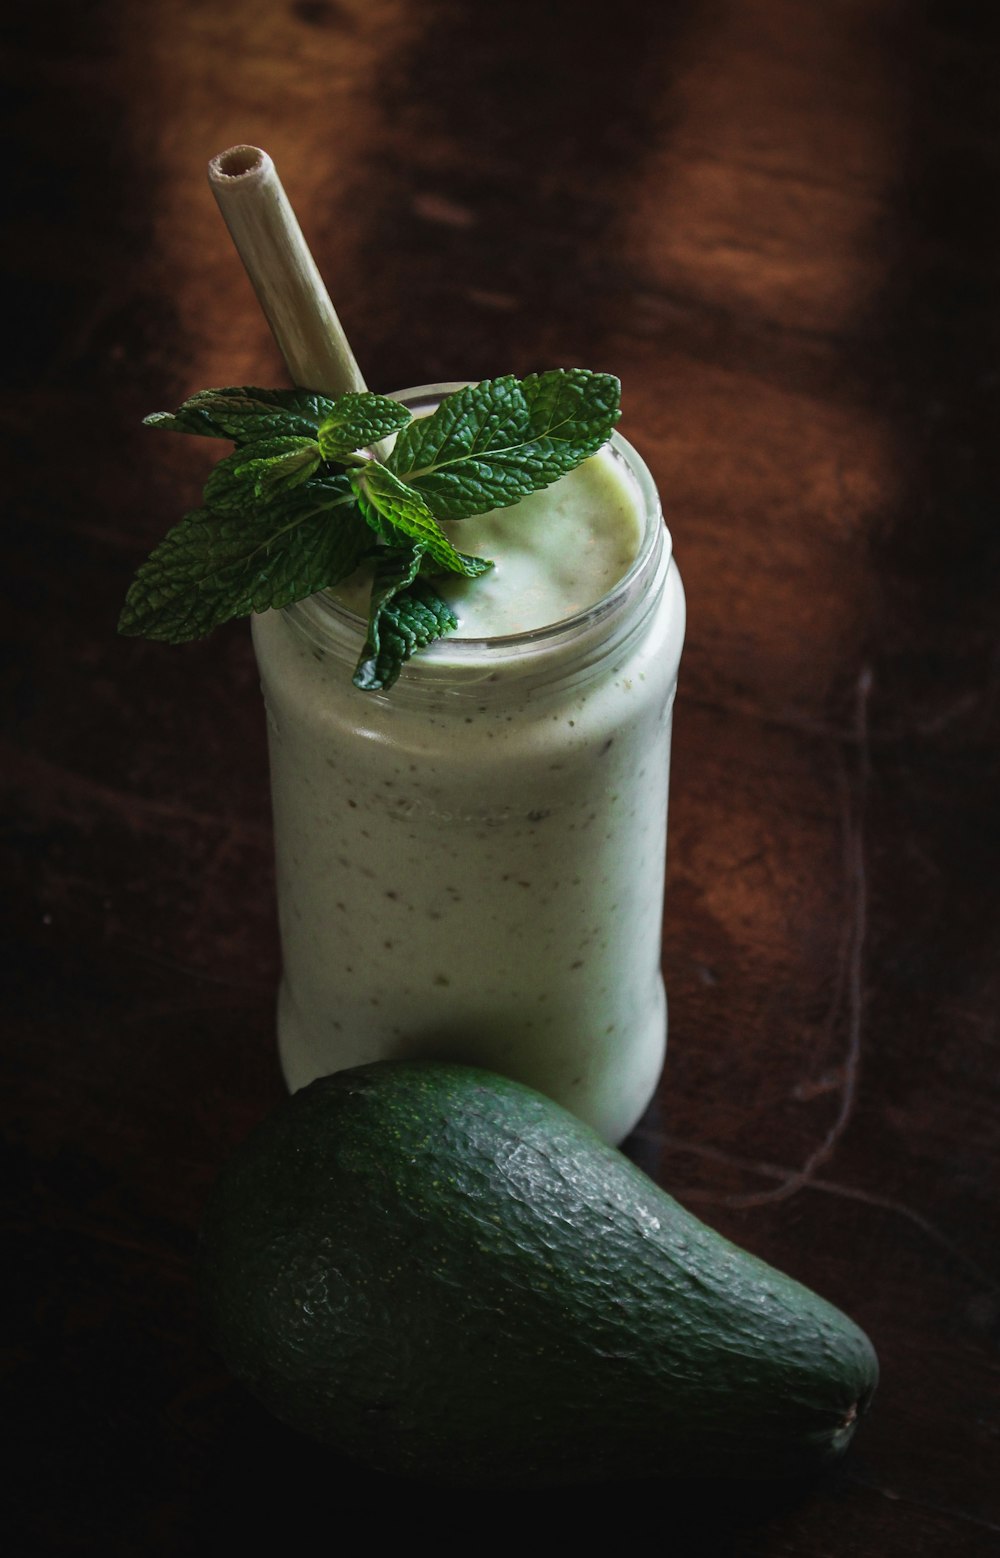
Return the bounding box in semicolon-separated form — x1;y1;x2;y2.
121;371;621;688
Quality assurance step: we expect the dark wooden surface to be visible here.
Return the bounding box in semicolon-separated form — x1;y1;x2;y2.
4;1;999;1551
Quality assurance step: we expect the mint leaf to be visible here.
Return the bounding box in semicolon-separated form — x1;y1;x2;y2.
144;386;337;443
353;548;458;691
118;478;366;642
257;443;324;498
317;393;411;460
350;461;492;578
203;436;322;511
520;369;622;465
386;369;621;519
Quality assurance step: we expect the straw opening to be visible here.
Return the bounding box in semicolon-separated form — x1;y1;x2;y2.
212;145;265;180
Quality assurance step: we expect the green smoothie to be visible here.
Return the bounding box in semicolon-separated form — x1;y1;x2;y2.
251;387;685;1144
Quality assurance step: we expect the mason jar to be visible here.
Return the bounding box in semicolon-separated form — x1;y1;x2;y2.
251;384;685;1144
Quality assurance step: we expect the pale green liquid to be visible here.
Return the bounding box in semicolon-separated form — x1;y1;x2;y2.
333;448;642;638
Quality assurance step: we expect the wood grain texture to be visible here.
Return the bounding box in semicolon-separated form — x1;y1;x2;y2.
3;0;998;1550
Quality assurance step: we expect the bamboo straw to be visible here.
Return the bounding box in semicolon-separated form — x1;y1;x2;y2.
207;145;367;397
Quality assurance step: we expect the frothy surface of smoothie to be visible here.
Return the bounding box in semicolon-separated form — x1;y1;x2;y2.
332;446;643;639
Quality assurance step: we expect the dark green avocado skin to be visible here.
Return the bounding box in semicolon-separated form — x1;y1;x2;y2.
201;1061;878;1487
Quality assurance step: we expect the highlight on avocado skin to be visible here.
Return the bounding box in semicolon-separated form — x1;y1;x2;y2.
120;372;621;690
200;1060;879;1490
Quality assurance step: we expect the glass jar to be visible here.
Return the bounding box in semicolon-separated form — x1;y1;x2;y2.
251;385;685;1144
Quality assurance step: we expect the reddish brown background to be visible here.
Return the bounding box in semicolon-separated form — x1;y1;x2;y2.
4;1;998;1552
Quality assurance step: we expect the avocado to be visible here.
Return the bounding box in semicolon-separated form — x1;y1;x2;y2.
201;1061;878;1486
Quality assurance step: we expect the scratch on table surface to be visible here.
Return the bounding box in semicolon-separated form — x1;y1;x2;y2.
4;743;269;842
682;665;990;749
467;288;520;311
802;801;854;1080
651;1131;997;1291
120;943;274;996
624;277;865;349
911;690;983;735
410;190;476;227
846;1474;1000;1536
721;664;872;1209
7;1204;191;1281
188;821;245;935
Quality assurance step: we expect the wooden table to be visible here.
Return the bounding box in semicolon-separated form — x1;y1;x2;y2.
5;2;998;1550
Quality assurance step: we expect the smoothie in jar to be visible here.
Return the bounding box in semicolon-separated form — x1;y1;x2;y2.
252;384;685;1144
